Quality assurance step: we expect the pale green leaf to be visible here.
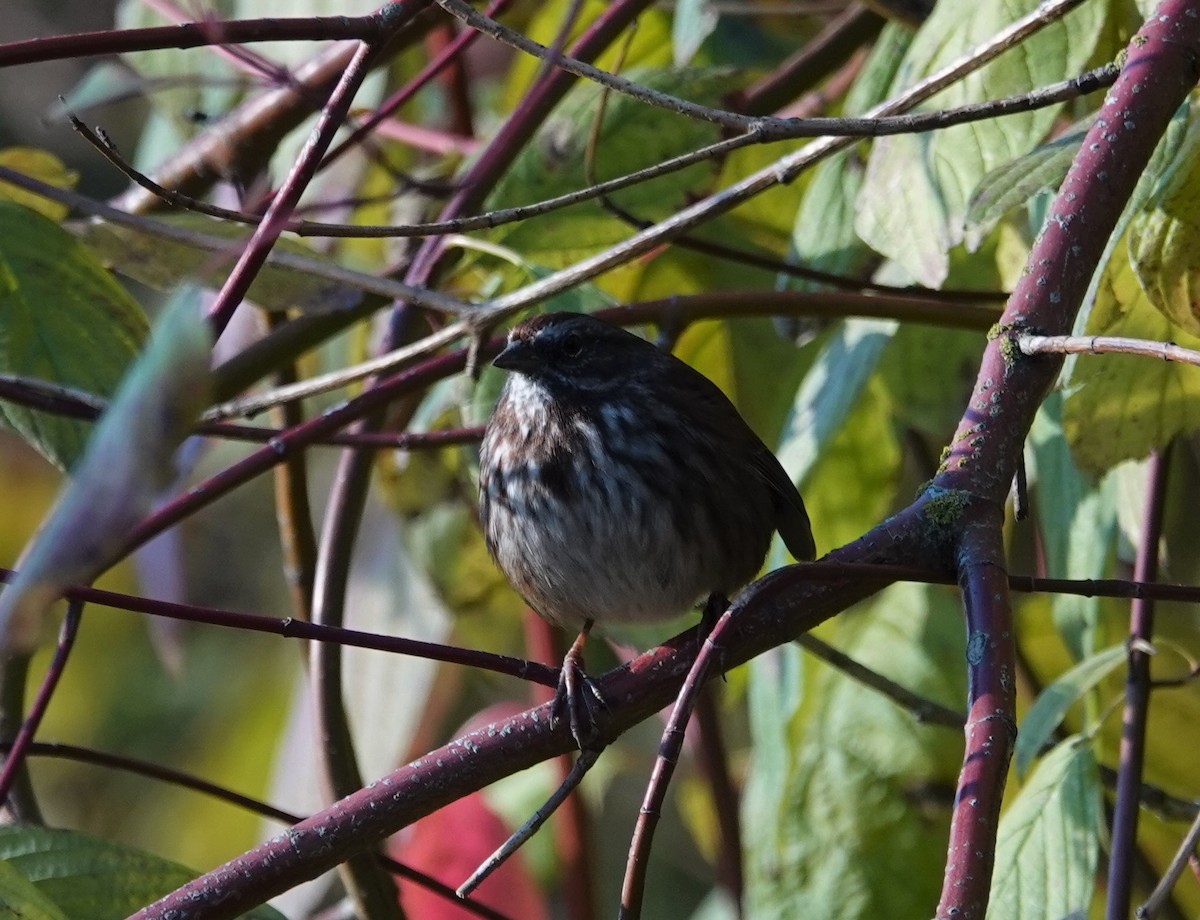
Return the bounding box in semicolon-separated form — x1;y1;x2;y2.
0;201;148;470
797;376;901;556
856;0;1111;286
673;0;719;67
1014;644;1126;777
1027;393;1118;659
1062;229;1200;475
989;737;1101;920
878;324;983;443
0;286;211;652
0;825;284;920
775;318;896;488
789;151;873;291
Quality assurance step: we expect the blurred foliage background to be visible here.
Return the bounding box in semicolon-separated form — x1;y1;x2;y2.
0;0;1198;918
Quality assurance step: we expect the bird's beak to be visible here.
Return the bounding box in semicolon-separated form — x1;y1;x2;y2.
492;338;536;372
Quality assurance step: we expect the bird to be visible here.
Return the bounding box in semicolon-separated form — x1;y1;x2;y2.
478;311;815;746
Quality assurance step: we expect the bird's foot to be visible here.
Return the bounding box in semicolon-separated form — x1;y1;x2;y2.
551;625;608;750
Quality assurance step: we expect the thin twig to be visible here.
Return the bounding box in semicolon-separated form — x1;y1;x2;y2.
437;0;1106;139
456;749;601;898
796;634;965;727
617;604;739;919
1108;447;1173;920
0;601;84;806
0;372;484;450
0;567;556;688
203;31;380;334
0;13;398;67
1138;806;1200;919
1020;334;1200;367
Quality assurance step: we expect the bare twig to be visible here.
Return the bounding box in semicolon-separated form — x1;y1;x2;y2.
796;633;965;727
457;749;601;898
436;0;1102;138
0;567;556;688
618;604;739;920
0;12;398;67
1020;334;1200;367
0;601;83;807
1139;806;1200;919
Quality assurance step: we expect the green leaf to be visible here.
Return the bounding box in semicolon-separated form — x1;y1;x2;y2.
0;149;78;221
798;376;901;555
1027;393;1118;659
0;286;211;653
1014;644;1126;777
775;318;896;488
77;216;363;314
672;0;718;67
0;857;69;920
878;324;983;443
0;825;285;920
789;151;874;291
855;0;1111;286
743;583;966;920
964;126;1087;250
0;201;148;470
1129;122;1200;336
989;737;1101;920
1062;229;1200;475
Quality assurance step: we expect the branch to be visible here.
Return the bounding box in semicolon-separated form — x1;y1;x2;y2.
0;12;399;67
1019;333;1200;367
1108;447;1173;919
129;506;927;920
928;2;1200;914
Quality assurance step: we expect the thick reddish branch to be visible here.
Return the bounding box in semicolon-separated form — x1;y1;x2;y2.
931;3;1200;917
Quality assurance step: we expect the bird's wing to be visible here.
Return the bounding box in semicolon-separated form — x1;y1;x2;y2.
753;446;816;562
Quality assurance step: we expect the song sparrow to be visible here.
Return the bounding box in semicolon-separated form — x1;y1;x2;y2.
479;312;815;745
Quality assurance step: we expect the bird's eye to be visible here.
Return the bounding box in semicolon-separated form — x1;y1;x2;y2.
561;332;584;358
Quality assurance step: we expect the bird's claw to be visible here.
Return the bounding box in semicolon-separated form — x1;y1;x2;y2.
552;653;608;751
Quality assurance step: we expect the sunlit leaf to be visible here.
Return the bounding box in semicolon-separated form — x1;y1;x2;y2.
1063;229;1200;474
0;201;148;470
0;149;78;221
1027;393;1118;659
856;0;1111;286
0;825;285;920
775;318;896;488
0;285;210;653
0;858;68;920
1129;123;1200;336
1014;644;1126;777
989;737;1101;919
